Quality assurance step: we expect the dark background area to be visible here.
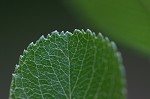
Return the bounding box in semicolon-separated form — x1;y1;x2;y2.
0;1;150;99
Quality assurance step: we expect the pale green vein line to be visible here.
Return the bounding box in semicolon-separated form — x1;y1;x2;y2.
33;50;44;99
67;39;71;99
42;44;69;79
49;35;69;99
83;36;97;99
70;33;80;96
16;61;27;98
94;48;109;99
59;34;71;98
71;33;89;95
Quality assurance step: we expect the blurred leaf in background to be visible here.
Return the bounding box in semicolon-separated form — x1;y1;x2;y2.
66;0;150;56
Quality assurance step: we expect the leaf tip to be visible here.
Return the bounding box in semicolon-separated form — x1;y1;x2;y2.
60;31;65;36
36;35;47;44
65;31;73;36
27;42;35;49
47;34;51;38
19;55;23;59
12;73;17;78
98;32;104;39
116;52;123;63
74;29;82;33
105;37;110;42
81;29;86;33
40;35;45;39
111;41;118;51
86;29;94;36
116;52;126;75
23;49;28;54
52;30;59;36
15;64;20;70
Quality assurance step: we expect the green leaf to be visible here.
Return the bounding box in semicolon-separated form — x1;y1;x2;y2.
10;29;126;99
67;0;150;55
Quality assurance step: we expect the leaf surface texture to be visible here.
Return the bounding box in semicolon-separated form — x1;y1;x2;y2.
10;29;126;99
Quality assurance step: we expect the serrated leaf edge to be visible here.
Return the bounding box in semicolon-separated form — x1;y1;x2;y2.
11;29;126;98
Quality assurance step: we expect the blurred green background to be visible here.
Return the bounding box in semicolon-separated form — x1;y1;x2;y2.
0;0;150;99
67;0;150;56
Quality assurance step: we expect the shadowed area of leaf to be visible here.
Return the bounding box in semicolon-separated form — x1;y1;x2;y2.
9;29;126;99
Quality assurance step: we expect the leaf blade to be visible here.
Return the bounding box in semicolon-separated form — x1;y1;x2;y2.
10;29;126;99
